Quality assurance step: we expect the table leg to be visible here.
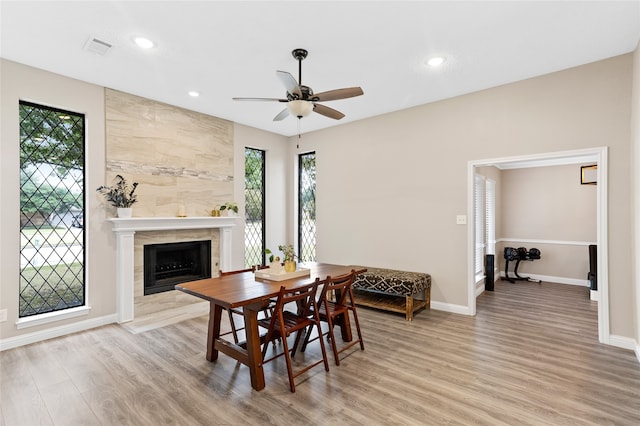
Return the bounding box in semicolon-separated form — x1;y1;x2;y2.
243;305;266;391
206;302;223;362
335;312;353;342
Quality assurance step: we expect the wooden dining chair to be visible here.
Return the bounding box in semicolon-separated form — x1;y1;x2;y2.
219;268;255;344
257;280;330;392
301;270;364;366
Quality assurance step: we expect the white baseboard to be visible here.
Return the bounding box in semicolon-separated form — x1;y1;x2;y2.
608;334;637;351
635;343;640;365
430;301;473;315
590;290;599;301
499;271;589;287
0;314;117;351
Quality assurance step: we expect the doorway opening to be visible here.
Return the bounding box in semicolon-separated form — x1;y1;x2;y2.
468;147;609;344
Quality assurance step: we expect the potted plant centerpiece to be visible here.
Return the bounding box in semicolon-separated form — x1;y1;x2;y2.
279;244;297;272
96;174;139;218
264;244;298;272
265;244;298;272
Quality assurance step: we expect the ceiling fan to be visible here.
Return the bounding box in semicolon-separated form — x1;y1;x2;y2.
233;48;364;121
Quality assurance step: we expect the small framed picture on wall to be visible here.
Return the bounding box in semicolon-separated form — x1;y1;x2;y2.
581;164;597;185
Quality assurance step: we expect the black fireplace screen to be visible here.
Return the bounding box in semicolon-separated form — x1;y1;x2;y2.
143;240;211;295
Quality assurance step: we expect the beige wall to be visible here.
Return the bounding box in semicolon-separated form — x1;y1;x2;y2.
291;54;634;338
1;60;113;340
632;43;640;349
499;164;596;281
104;89;235;315
1;51;638;347
232;123;289;267
0;70;240;341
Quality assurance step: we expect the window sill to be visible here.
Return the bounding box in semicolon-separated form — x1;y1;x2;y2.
16;306;92;329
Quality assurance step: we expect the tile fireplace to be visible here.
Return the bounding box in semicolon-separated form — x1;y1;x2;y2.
109;216;236;323
143;240;211;295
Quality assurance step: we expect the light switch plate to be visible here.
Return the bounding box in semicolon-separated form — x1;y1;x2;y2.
456;215;467;225
0;309;7;322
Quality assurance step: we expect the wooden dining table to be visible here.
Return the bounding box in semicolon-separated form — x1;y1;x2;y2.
175;262;366;391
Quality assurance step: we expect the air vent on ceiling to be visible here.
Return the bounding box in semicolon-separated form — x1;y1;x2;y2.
84;37;113;55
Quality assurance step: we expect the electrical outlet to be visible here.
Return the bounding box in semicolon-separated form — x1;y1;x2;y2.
0;309;7;322
456;215;467;225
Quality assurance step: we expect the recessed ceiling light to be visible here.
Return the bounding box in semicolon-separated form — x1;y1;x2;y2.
134;37;155;49
426;56;445;67
188;91;200;97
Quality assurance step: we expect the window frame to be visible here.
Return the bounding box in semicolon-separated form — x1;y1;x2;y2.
474;174;485;278
297;151;316;262
485;178;496;257
18;100;88;324
244;147;266;268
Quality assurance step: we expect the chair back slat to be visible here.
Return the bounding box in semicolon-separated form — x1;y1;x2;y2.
218;267;256;344
302;270;364;366
264;280;319;339
320;270;356;307
258;278;329;392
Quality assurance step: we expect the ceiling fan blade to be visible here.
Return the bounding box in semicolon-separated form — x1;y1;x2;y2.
313;103;345;120
273;108;289;121
232;97;288;102
276;70;302;98
312;87;363;102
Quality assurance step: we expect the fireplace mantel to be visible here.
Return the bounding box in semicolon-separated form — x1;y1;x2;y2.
108;216;237;232
108;216;237;323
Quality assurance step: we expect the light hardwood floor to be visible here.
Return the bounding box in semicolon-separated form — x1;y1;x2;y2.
2;280;639;425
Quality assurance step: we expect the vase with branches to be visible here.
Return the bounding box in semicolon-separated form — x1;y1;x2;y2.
96;175;139;217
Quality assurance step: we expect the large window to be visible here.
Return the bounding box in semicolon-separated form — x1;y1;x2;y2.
19;101;85;317
485;179;496;257
474;175;496;279
245;147;265;267
474;175;485;277
298;152;316;262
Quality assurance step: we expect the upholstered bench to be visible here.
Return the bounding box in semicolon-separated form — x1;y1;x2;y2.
352;267;431;321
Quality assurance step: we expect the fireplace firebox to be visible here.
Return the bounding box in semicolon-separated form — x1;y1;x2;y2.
143;240;211;295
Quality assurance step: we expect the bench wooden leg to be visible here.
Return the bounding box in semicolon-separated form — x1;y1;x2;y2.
405;296;413;321
406;287;431;321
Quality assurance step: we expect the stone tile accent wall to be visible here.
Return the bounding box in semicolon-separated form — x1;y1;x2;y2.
105;89;233;315
105;89;234;218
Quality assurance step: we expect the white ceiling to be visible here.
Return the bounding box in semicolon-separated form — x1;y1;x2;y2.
2;1;639;137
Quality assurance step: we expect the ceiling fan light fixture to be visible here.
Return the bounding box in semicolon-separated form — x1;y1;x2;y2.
288;100;313;118
233;49;362;122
